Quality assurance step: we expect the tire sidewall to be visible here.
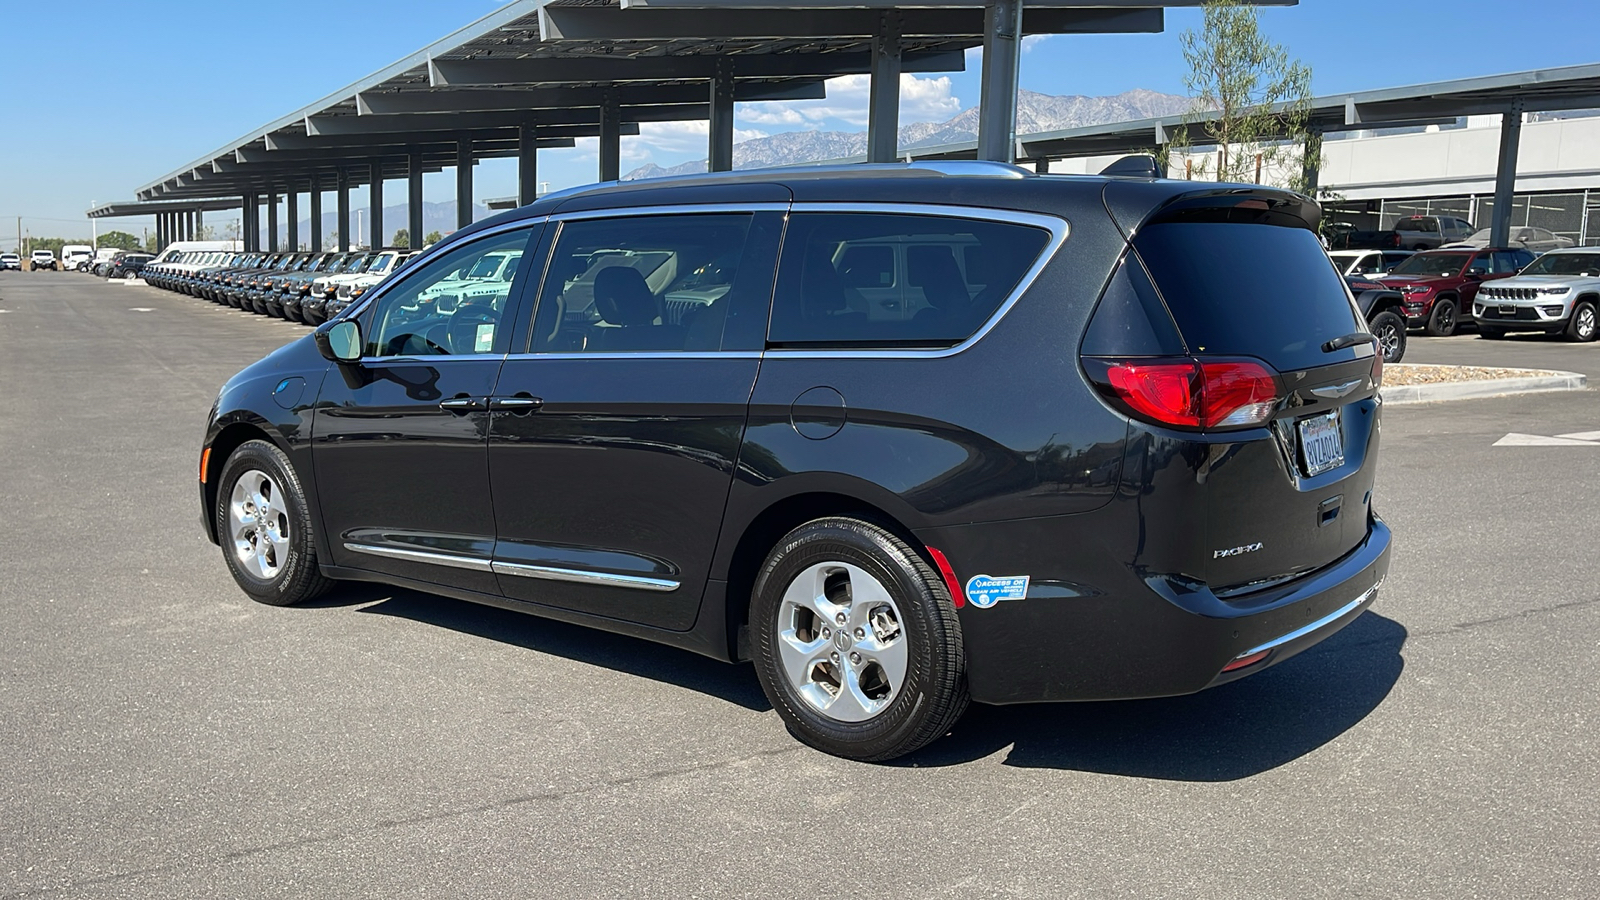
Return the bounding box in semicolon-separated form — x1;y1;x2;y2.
1427;298;1458;337
1369;310;1407;363
1567;301;1598;342
751;519;958;760
214;440;320;606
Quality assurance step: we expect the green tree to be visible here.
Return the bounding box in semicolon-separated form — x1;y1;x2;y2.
423;230;442;247
392;228;410;249
1160;0;1316;193
97;231;142;251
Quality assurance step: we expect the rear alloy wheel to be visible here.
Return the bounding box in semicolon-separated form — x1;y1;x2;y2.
751;517;968;761
215;440;334;606
1425;298;1458;337
1565;300;1598;343
1368;310;1407;363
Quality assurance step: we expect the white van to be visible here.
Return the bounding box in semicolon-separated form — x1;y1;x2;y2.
61;245;94;270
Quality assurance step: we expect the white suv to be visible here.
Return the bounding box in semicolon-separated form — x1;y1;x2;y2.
1473;247;1600;341
30;250;58;271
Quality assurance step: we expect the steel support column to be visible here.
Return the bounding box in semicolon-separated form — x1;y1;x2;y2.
155;214;165;251
369;161;384;250
267;191;280;252
309;179;323;251
456;139;474;230
867;11;903;164
976;0;1023;163
518;123;540;206
1490;101;1525;249
709;60;736;172
287;191;300;250
195;209;204;240
408;149;424;248
336;169;351;251
599;93;621;183
243;194;256;251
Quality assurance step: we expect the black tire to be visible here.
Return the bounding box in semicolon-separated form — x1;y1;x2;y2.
750;517;968;762
214;440;334;607
123;269;139;280
1425;298;1458;337
1478;326;1508;340
1368;310;1408;363
1564;300;1598;343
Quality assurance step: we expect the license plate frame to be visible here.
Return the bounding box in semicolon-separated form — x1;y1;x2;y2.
1499;304;1517;316
1298;410;1345;477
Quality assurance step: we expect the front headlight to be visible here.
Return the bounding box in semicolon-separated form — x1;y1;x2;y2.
1539;286;1571;296
1400;285;1432;295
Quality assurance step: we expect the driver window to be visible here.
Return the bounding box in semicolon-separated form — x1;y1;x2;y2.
363;229;534;357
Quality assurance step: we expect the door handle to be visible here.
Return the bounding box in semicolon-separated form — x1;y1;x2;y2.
488;396;544;412
439;397;485;412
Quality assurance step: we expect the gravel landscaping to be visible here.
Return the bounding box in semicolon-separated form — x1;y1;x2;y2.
1385;363;1557;385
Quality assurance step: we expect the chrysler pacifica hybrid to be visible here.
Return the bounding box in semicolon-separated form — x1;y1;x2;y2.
199;161;1391;760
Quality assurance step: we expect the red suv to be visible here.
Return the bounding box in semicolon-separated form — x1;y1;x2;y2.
1378;247;1535;335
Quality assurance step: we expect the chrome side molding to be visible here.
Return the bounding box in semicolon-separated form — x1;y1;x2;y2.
490;560;679;593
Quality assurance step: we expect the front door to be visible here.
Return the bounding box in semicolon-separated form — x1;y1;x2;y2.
313;224;542;592
487;209;783;630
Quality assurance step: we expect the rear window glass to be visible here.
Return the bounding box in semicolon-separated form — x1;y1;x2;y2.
1395;218;1434;232
768;213;1050;347
1132;223;1362;372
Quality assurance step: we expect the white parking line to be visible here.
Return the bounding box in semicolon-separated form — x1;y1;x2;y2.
1493;432;1600;446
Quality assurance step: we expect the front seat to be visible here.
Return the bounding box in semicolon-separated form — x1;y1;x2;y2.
908;245;970;328
590;266;684;351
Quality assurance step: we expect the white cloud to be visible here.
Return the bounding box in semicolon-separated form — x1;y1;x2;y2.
738;73;962;132
1022;34;1052;53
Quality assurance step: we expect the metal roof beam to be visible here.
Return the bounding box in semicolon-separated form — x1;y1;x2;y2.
538;5;1162;40
306;104;715;137
236;141;561;166
1345;94;1600;124
264;128;616;152
426;47;965;86
354;80;826;115
618;0;1289;6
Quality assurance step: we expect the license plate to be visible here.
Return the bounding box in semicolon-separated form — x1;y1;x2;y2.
1298;410;1345;477
1499;305;1516;316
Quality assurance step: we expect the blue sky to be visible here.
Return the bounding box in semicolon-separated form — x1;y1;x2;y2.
2;0;1597;243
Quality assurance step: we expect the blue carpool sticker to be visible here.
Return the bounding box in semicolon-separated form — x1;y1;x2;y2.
964;574;1030;608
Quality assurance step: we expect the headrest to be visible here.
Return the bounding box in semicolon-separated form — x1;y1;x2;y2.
906;245;962;289
594;266;659;326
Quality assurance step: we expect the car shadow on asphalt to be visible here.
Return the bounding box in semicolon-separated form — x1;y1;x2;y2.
327;584;774;712
899;611;1407;780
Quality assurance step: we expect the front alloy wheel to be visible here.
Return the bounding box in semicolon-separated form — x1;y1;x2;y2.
215;440;334;606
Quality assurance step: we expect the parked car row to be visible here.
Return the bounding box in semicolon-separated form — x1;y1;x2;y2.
139;248;416;325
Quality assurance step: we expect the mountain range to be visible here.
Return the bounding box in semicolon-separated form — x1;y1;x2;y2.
623;88;1190;180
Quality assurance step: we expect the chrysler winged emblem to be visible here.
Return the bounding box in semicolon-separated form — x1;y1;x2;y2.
1310;379;1363;400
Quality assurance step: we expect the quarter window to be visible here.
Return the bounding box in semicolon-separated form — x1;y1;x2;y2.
767;213;1051;347
362;228;535;357
528;213;757;353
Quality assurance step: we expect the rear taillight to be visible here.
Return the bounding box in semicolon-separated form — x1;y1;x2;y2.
1096;357;1280;430
1371;353;1383;389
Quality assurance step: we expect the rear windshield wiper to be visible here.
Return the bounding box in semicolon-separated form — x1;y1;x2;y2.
1322;333;1374;353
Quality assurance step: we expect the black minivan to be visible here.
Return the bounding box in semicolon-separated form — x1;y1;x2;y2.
200;161;1391;761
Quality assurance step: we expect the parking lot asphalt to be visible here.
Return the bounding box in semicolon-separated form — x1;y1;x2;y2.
2;271;1597;899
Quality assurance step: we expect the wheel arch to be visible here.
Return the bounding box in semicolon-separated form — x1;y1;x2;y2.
717;489;927;662
202;416;294;544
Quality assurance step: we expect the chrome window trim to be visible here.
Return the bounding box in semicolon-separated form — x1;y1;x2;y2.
343;542;493;572
490;560;680;592
765;203;1069;360
503;351;762;361
343;216;550;324
548;202;790;223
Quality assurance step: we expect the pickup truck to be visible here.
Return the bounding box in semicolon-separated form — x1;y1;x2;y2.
1339;215;1476;252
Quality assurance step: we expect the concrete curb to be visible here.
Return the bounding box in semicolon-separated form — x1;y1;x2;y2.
1381;370;1587;405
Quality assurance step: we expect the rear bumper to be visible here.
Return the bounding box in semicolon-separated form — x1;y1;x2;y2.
928;515;1392;705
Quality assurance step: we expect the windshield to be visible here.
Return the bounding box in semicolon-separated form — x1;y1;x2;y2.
1520;252;1600;277
367;254;391;274
465;254;510;279
1389;252;1471;278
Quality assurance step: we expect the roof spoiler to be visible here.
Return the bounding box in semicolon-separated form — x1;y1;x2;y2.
1100;155;1163;179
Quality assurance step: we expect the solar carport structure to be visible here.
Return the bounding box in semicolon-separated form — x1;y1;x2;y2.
88;0;1292;252
900;63;1600;250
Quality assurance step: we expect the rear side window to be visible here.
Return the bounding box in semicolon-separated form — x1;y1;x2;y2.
768;213;1050;347
1133;223;1362;372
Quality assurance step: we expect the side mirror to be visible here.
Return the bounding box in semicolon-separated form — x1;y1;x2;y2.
315;319;362;363
1466;267;1487;277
